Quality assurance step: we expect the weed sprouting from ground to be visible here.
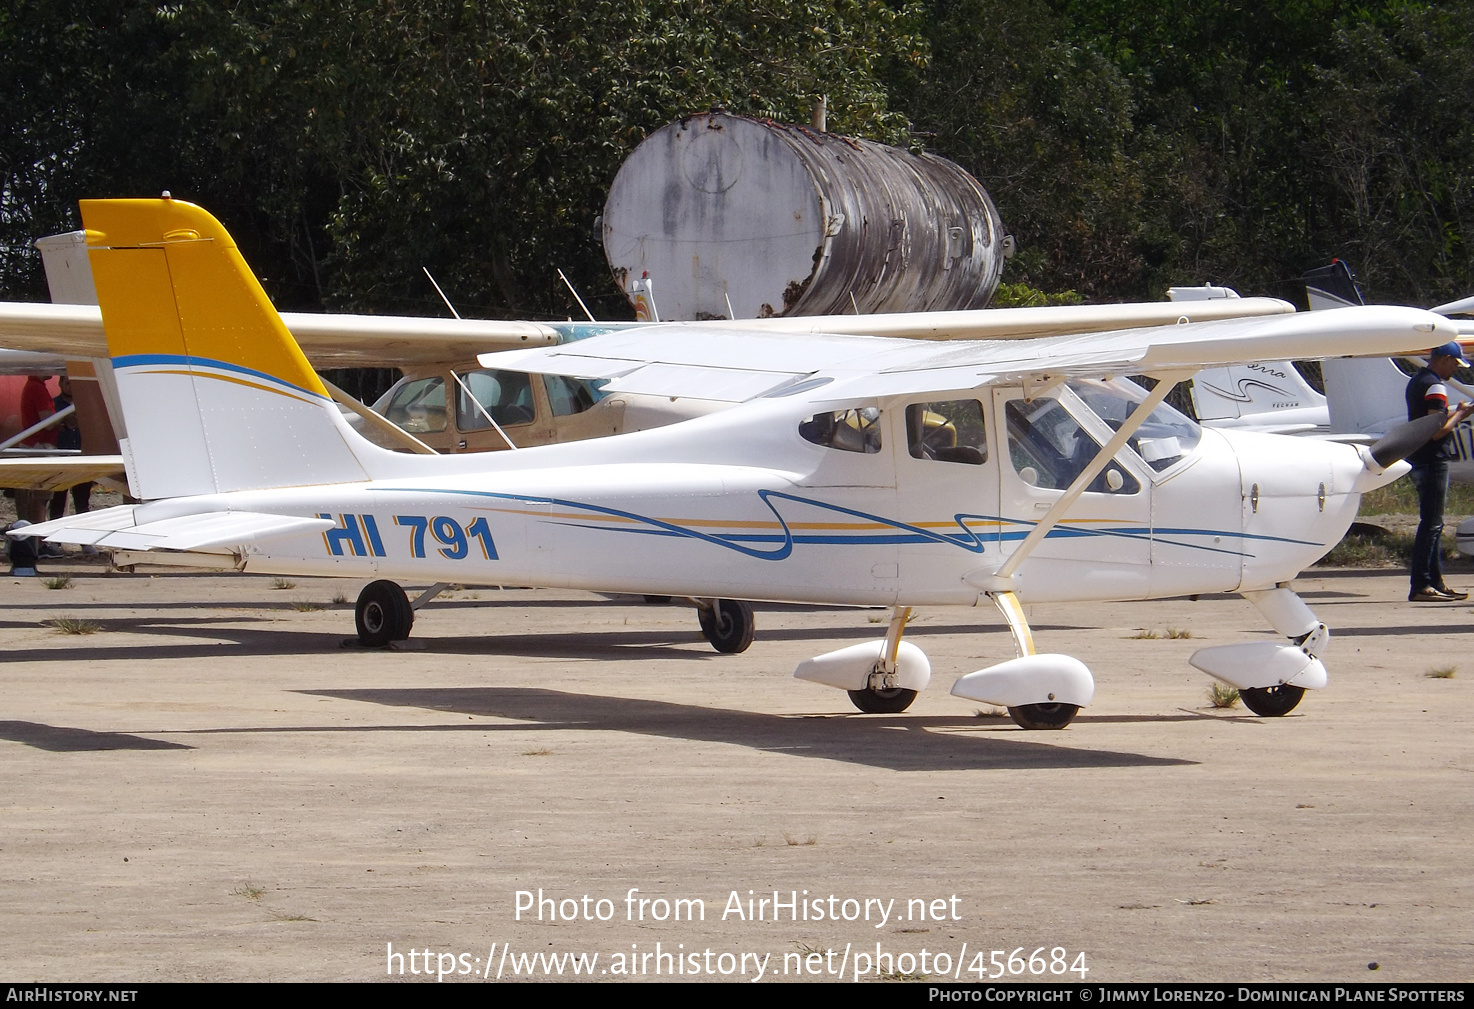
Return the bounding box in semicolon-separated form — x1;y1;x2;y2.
784;832;819;846
332;591;349;605
45;616;99;635
1208;683;1241;708
43;575;73;590
522;748;554;756
232;883;266;900
1166;628;1193;639
270;577;296;590
1129;629;1161;639
1427;666;1457;679
291;601;324;612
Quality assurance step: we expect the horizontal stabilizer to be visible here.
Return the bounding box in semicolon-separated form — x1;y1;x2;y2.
10;504;330;552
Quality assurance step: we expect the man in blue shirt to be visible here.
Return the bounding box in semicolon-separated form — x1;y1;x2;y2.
1405;341;1474;601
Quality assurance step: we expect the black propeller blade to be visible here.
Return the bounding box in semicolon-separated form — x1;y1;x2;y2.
1369;413;1447;468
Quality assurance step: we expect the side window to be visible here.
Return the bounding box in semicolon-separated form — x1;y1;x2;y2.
456;369;536;430
542;374;603;417
1004;398;1139;494
906;400;986;465
382;376;447;433
799;407;883;454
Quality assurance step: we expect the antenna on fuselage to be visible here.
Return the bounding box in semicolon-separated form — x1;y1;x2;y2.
422;267;461;319
558;269;597;322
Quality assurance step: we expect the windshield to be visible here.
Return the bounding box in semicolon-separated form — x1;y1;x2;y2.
1067;378;1202;472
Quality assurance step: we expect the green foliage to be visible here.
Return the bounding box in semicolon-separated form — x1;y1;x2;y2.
3;1;1473;314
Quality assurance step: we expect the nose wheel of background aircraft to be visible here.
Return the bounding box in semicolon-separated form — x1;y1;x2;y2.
847;686;918;714
1007;702;1080;730
698;598;755;653
1239;684;1305;717
356;579;414;647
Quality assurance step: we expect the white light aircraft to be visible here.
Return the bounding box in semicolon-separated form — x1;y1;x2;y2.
11;199;1459;729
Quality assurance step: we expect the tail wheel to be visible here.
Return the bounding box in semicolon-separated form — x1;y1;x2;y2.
847;687;918;714
356;580;414;647
1240;684;1305;717
698;599;755;653
1008;702;1080;730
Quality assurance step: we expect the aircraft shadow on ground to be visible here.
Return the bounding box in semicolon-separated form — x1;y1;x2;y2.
260;686;1199;773
0;719;193;752
0;614;1084;664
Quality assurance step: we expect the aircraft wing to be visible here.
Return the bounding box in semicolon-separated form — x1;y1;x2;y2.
0;454;126;491
0;301;560;367
480;306;1456;401
10;505;332;552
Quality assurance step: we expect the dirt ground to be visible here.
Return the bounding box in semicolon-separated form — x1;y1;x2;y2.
0;560;1469;982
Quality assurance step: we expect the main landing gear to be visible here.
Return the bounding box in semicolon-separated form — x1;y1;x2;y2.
1239;684;1306;717
697;598;755;653
355;580;414;646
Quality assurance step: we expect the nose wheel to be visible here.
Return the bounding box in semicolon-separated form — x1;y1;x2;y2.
356;579;414;646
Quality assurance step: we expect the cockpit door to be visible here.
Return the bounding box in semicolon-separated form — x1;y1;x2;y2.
991;385;1153;600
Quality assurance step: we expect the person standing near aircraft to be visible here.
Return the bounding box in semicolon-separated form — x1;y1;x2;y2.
1405;342;1474;602
14;374;55;524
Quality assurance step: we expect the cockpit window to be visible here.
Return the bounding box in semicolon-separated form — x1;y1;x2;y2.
906;400;986;465
382;376;447;433
543;374;605;417
799;407;883;454
1066;378;1202;471
455;369;536;430
1004;398;1140;494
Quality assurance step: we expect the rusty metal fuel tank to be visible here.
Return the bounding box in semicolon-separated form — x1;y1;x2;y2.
602;111;1008;321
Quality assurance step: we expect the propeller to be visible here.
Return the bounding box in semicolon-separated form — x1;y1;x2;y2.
1369;413;1447;468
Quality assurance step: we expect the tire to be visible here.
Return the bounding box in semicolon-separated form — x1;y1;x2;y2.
1239;684;1305;717
847;687;918;714
1007;702;1080;730
698;599;755;653
356;580;414;646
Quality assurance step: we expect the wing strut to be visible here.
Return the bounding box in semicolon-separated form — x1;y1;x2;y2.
995;369;1194;581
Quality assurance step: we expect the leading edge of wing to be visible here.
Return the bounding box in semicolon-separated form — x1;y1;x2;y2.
478;306;1460;402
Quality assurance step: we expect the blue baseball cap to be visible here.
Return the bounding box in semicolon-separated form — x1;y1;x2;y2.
1431;341;1470;367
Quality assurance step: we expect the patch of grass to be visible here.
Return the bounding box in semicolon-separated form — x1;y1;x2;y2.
1129;628;1161;639
1165;627;1193;639
331;591;349;605
270;577;296;590
1360;475;1474;516
1208;683;1241;709
43;575;73;590
290;601;324;612
1427;666;1457;679
783;832;819;846
973;706;1009;719
232;883;266;901
1316;527;1415;568
45;616;100;635
521;748;554;756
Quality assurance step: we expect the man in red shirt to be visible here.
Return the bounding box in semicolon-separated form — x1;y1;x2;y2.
14;375;56;523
